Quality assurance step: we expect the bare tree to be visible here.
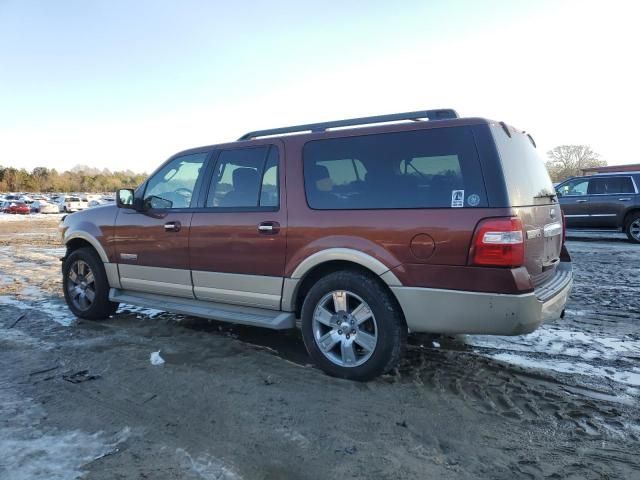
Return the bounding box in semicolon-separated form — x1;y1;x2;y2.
545;145;606;182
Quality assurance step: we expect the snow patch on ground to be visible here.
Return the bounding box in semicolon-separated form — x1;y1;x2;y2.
0;389;130;480
0;213;65;222
0;296;77;326
467;323;640;389
119;304;166;319
468;325;640;361
488;352;640;387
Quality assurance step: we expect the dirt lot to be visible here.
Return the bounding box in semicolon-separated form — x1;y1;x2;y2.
1;215;639;479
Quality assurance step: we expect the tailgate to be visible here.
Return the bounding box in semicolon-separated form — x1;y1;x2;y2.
518;204;563;286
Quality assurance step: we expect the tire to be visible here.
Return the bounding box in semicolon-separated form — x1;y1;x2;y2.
301;270;406;381
625;212;640;244
62;247;118;320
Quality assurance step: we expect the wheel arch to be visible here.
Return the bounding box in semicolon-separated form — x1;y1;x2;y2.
623;208;640;227
282;249;404;321
64;233;109;263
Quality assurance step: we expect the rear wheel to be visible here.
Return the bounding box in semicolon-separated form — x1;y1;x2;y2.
62;247;118;319
301;270;406;381
625;213;640;244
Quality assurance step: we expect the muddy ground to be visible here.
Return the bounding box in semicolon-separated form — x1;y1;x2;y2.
0;215;639;479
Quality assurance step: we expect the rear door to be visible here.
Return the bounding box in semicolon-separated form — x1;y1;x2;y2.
490;124;563;286
587;176;637;228
188;143;287;310
556;178;591;227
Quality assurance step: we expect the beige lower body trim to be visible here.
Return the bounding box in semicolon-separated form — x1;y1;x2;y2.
281;278;298;312
391;281;571;336
118;264;194;298
104;263;121;289
192;271;282;310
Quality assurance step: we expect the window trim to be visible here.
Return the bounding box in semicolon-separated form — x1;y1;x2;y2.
199;143;282;213
586;175;638;195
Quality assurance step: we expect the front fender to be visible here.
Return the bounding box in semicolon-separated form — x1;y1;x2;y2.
60;205;118;262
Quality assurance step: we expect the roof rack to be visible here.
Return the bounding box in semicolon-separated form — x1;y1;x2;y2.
238;108;459;140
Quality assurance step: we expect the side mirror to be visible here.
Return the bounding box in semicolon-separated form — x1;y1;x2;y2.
116;188;135;209
555;190;562;198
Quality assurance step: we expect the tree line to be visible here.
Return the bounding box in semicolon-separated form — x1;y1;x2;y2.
0;165;147;193
1;144;608;192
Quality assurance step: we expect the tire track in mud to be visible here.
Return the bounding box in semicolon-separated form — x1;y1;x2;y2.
394;345;640;444
394;346;640;477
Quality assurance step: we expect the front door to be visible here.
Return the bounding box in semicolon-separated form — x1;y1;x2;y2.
114;151;209;298
189;143;287;310
557;177;591;227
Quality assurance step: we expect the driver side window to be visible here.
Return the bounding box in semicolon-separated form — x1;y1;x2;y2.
144;153;207;209
557;179;589;196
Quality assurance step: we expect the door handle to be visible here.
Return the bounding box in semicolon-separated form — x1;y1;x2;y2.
164;221;181;232
576;199;588;203
618;198;631;201
258;221;280;234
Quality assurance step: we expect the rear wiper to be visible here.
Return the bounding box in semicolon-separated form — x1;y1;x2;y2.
534;192;558;201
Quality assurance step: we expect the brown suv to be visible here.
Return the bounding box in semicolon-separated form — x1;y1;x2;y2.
59;109;573;380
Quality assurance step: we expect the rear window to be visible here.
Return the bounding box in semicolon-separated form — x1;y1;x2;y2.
303;127;487;209
490;125;555;206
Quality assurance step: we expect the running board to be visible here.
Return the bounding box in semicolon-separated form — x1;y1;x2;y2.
109;289;296;330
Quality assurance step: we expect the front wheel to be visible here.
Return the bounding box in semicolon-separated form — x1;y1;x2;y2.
62;247;118;320
625;213;640;244
301;270;406;381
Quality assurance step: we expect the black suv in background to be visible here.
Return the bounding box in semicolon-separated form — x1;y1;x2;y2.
556;172;640;243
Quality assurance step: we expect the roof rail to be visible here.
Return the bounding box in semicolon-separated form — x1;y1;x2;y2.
238;108;459;140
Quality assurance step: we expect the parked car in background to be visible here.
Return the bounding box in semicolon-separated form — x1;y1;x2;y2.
88;197;116;208
60;196;88;213
60;109;573;381
3;194;22;203
556;172;640;243
3;202;31;214
31;200;61;214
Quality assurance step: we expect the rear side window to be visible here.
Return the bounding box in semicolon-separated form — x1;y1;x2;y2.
587;176;635;195
303;127;486;209
490;125;555;206
206;145;279;209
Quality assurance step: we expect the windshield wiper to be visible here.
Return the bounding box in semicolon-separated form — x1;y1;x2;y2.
534;192;558;200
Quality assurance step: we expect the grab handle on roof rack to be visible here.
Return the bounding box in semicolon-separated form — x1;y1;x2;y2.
238;108;459;140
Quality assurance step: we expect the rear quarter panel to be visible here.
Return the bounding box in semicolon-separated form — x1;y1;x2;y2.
283;135;531;293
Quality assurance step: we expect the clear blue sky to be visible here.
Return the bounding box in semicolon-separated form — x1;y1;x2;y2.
1;0;638;172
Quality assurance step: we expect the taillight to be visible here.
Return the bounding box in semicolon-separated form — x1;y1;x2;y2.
470;217;524;267
561;209;567;246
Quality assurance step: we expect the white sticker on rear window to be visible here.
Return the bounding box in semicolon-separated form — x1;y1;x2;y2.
467;193;480;206
451;190;464;208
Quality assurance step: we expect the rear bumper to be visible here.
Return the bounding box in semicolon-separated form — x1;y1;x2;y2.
391;262;573;336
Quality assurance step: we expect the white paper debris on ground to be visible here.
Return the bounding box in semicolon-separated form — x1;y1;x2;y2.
432;341;440;348
150;351;165;366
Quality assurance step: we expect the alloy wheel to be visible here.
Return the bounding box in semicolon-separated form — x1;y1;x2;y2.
66;259;96;311
630;219;640;241
312;290;378;367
